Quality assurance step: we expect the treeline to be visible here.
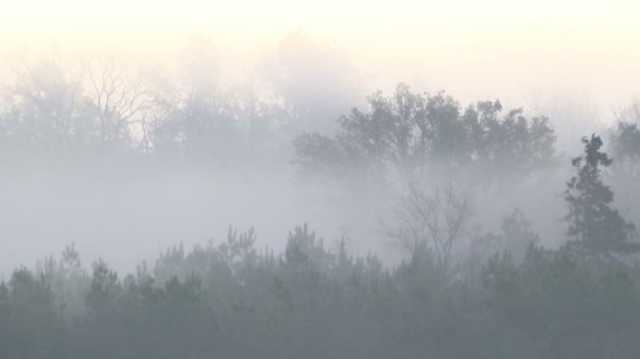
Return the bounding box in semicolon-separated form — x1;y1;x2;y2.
0;60;292;170
0;36;357;171
3;61;640;187
4;57;640;358
3;135;640;358
2;227;640;359
0;66;559;180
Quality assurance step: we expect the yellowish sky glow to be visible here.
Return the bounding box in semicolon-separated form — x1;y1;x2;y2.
1;0;639;112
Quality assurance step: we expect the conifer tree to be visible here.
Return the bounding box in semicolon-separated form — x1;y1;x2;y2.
565;134;638;253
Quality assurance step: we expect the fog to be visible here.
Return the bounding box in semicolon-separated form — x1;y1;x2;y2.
0;167;397;275
0;22;637;272
3;3;640;358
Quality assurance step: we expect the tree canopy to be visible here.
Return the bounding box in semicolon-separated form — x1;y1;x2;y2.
294;83;556;182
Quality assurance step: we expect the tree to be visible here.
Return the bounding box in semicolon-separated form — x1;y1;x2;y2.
564;134;638;253
388;184;472;276
610;103;640;177
86;260;120;313
6;61;87;155
5;268;64;358
294;84;555;183
0;60;145;162
146;43;286;168
85;58;151;151
470;209;540;267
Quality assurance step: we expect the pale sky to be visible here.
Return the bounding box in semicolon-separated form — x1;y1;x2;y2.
1;0;639;121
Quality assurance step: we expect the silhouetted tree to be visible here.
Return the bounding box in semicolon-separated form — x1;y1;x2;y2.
294;83;555;183
564;134;638;253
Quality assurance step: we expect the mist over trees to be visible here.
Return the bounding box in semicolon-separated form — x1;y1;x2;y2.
2;46;640;358
611;103;640;176
565;135;638;253
4;216;640;358
294;83;556;185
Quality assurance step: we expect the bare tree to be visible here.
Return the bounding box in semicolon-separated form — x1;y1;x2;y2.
85;58;152;150
388;183;472;274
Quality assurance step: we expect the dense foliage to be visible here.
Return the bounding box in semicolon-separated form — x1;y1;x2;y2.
294;84;556;182
3;224;640;359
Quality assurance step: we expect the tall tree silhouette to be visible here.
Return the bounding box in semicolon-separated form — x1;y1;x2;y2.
564;134;638;253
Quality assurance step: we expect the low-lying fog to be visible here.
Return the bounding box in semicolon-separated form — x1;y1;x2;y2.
0;24;638;276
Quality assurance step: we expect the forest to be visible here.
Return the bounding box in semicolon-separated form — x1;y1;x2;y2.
2;53;640;359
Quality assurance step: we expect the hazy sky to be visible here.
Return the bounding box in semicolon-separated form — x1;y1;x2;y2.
1;0;639;116
0;0;638;272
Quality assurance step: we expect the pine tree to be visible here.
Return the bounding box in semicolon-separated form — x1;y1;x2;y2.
564;134;638;253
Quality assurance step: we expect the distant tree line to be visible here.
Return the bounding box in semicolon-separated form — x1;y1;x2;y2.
4;60;640;190
5;56;640;358
0;60;292;169
3;137;640;359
